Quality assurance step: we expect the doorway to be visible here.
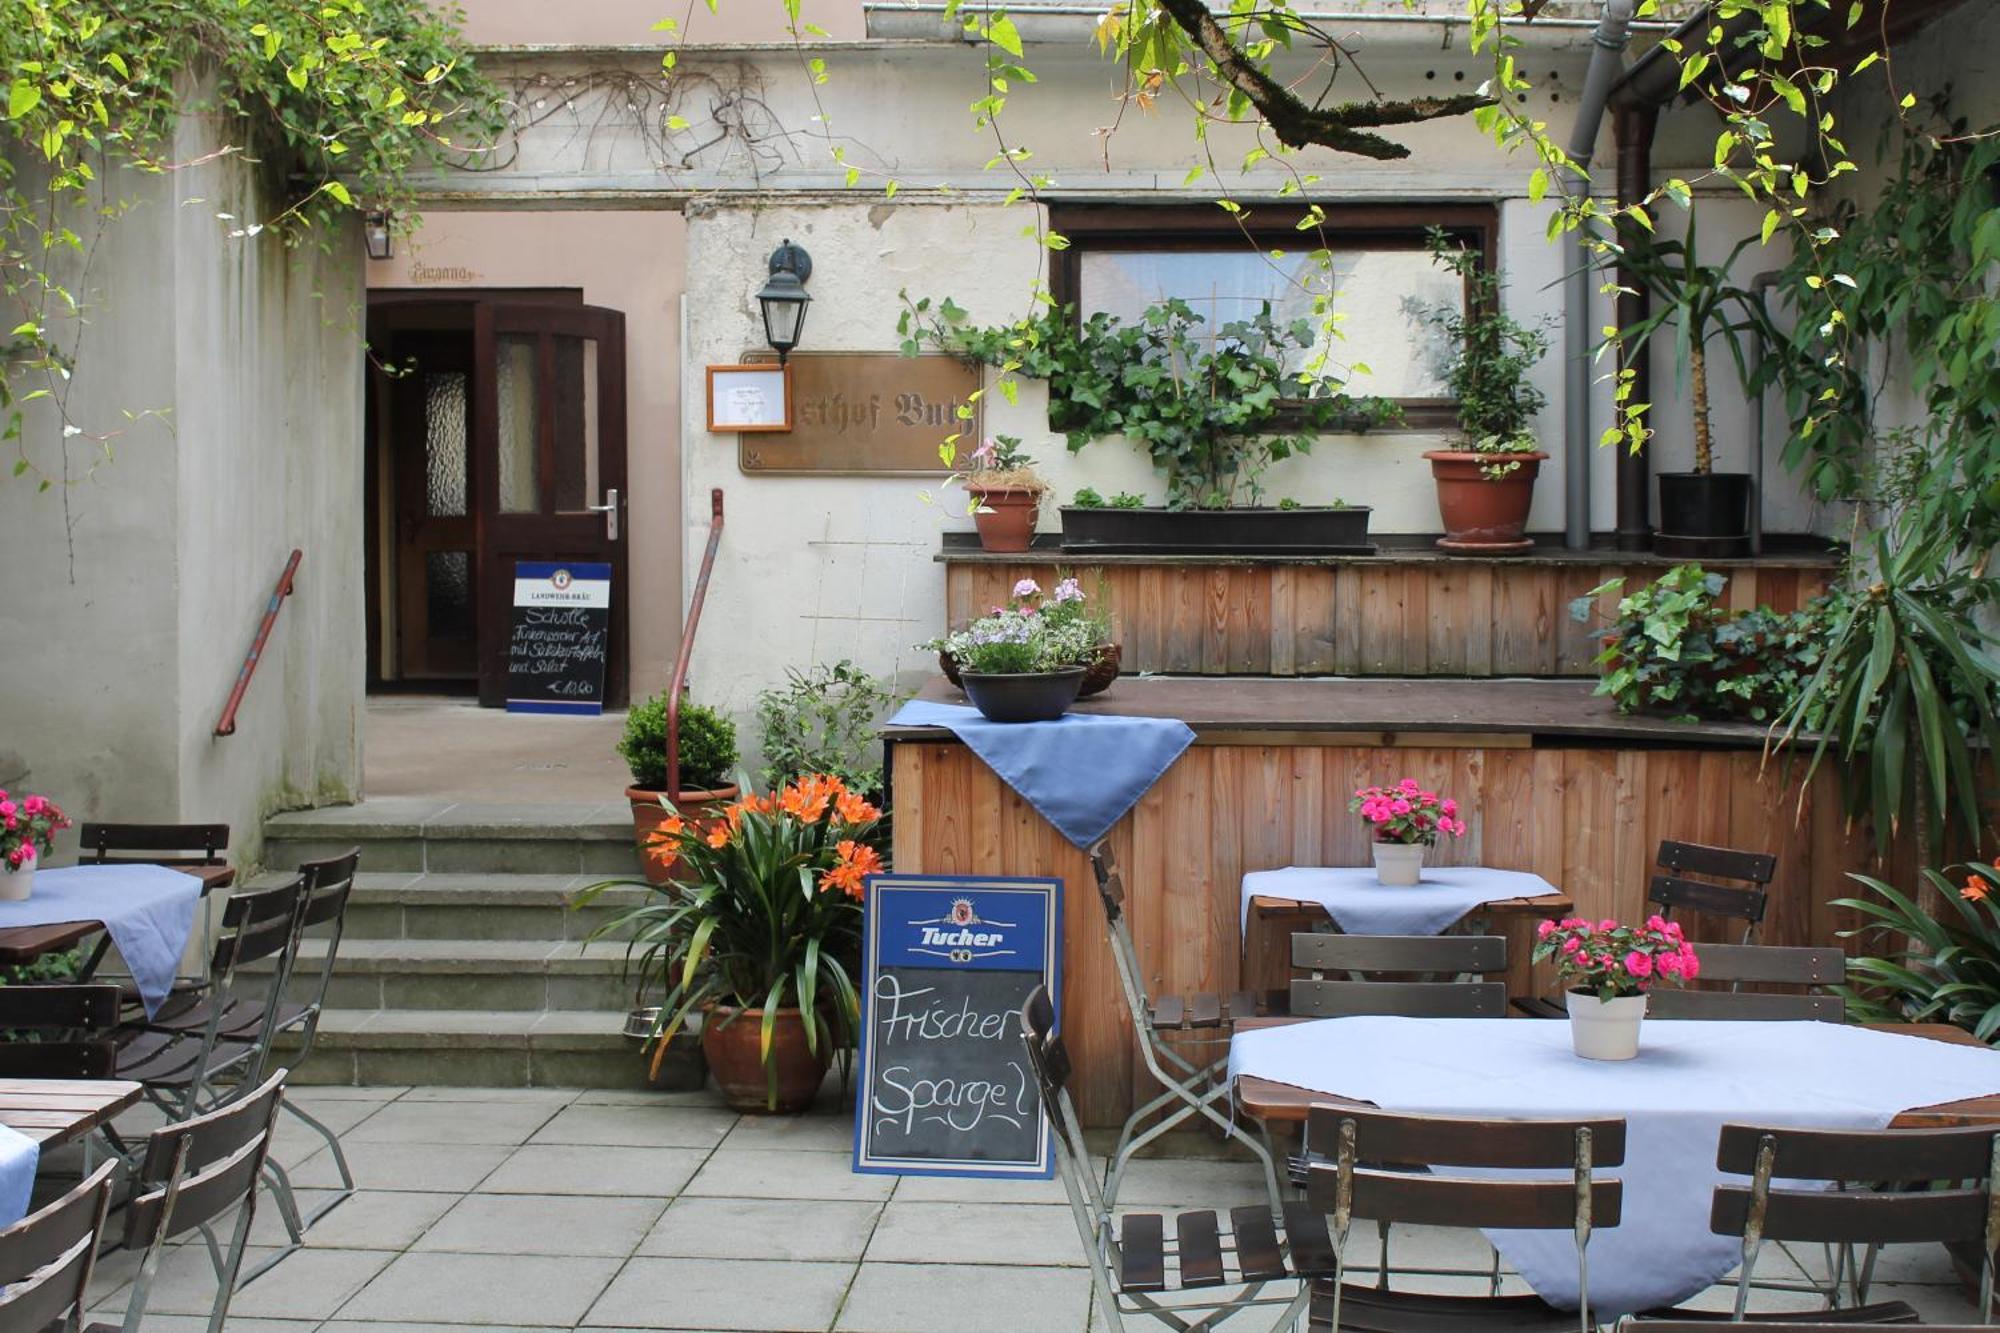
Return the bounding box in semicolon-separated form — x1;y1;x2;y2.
366;293;631;706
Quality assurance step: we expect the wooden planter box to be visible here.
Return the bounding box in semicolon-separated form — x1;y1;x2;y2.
1059;504;1374;555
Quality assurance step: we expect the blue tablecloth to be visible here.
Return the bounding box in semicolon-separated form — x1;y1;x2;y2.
0;1124;37;1230
1240;864;1560;937
888;700;1194;848
0;865;202;1017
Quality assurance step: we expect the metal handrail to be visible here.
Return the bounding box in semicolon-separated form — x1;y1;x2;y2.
666;490;725;801
216;549;302;737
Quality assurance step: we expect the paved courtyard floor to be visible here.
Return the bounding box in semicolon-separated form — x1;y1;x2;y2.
66;1082;1985;1331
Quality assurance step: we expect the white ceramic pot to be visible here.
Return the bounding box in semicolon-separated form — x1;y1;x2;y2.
0;856;34;902
1567;990;1647;1061
1371;842;1425;887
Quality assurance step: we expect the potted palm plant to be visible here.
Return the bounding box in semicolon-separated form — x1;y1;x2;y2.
618;695;740;885
577;773;879;1112
1414;230;1552;553
1615;207;1769;557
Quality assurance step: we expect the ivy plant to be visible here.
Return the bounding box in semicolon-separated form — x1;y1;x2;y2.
900;295;1397;510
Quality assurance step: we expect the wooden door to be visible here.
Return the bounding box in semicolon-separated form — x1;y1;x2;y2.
388;327;479;681
471;303;630;707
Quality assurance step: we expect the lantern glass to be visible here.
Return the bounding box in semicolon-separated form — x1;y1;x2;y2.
757;271;811;358
363;212;394;261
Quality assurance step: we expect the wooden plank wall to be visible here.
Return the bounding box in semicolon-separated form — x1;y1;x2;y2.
891;739;1901;1128
944;561;1833;677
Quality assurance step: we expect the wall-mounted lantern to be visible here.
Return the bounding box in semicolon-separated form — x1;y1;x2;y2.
756;239;813;364
363;210;394;261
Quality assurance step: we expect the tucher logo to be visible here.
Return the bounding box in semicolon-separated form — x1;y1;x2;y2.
910;897;1018;964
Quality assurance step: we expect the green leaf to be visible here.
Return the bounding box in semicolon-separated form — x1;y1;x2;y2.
323;180;353;207
8;82;42;119
987;15;1023;56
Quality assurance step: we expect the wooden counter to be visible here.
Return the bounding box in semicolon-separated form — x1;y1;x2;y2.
886;676;1895;1128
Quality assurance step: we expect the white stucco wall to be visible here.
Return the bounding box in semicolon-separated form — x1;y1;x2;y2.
0;110;365;865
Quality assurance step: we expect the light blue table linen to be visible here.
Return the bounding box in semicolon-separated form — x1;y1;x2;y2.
887;700;1194;849
0;1123;38;1230
1239;864;1560;936
0;864;202;1017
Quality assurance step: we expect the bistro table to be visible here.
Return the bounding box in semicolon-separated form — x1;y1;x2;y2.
0;1078;143;1148
1229;1014;2000;1317
1241;866;1571;1005
0;864;233;967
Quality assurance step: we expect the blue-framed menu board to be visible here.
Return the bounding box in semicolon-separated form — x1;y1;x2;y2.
853;875;1062;1179
505;560;611;715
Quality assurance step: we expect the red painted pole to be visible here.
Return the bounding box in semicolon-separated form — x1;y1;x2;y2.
665;490;725;802
215;549;302;737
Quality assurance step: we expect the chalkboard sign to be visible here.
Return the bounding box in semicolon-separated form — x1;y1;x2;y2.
505;561;611;715
854;875;1062;1179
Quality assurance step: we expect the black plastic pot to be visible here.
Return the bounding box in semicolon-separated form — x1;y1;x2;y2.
959;668;1087;723
1059;505;1374;555
1656;472;1752;557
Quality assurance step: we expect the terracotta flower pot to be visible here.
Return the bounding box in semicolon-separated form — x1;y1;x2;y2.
1424;450;1547;555
625;783;738;885
967;485;1041;553
702;1004;830;1113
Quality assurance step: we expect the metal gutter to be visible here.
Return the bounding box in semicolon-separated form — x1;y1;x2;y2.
862;1;1680;27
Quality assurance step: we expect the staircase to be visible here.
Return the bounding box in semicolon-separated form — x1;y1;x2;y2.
259;800;654;1087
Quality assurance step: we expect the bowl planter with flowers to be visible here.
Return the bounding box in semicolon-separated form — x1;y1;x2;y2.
1532;915;1700;1060
923;586;1106;723
936;576;1120;698
617;695;740;885
1349;780;1466;886
576;773;880;1112
962;435;1047;553
1412;230;1553;554
0;790;69;901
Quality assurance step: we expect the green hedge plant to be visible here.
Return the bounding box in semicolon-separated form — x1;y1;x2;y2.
619;696;739;792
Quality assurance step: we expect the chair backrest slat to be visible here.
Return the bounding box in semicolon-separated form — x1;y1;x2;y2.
1291;932;1506;975
1657;840;1775;884
297;847;361;930
0;982;120;1028
1290;978;1507;1019
212;876;308;972
1683;942;1843;986
1647;989;1844;1022
0;1161;116;1331
77;821;229;865
1712;1185;1987;1246
126;1070;287;1249
1648;873;1768;924
0;983;121;1078
1349;1170;1622;1232
1308;1104;1626;1170
1715;1122;2000;1181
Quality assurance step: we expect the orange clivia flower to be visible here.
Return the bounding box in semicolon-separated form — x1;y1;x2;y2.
781;773;845;824
835;791;881;825
1963;875;1991;904
824;838;884;901
642;816;686;851
705;823;731;849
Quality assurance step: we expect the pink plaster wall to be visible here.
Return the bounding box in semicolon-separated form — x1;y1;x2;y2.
368;210;686;698
449;0;865;46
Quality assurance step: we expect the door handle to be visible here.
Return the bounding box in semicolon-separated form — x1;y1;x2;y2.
587;488;620;541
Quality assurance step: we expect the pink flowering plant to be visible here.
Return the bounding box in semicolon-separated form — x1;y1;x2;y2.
1533;914;1701;1002
0;790;70;872
921;574;1108;674
1348;779;1466;847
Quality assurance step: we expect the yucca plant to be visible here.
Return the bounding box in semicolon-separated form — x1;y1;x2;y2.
1834;864;2000;1042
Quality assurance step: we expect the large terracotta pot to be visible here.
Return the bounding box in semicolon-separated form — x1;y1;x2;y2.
625;783;738;885
702;1004;830;1113
967;485;1041;553
1424;450;1547;555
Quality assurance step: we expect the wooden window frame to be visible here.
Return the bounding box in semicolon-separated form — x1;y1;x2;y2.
1047;202;1498;432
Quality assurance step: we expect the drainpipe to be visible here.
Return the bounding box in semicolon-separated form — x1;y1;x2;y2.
1560;0;1641;550
1611;102;1659;551
1747;270;1780;556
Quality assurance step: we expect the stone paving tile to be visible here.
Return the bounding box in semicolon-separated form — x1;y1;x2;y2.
92;1244;398;1322
528;1102;738;1148
340;1252;625;1326
98;1318;319;1333
572;1087;729;1108
863;1200;1085;1268
584;1256;855;1331
346;1098;564;1145
718;1111;855;1153
282;1084;414;1100
416;1191;668;1256
1111;1157;1275;1208
249;1188;461;1250
889;1170;1068;1205
397;1085;585;1105
683;1148;895;1203
835;1261;1093;1332
287;1140;514;1192
639;1197;884;1263
475;1143;711;1197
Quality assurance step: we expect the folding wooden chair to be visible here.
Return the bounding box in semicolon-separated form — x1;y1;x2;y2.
0;982;122;1078
1088;841;1282;1218
77;821;232;1001
1021;985;1331;1331
1289;933;1508;1019
95;1069;289;1332
1648;841;1776;945
1304;1102;1626;1333
0;1160;117;1333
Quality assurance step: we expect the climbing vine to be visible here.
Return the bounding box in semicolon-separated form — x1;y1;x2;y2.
1;0;498;485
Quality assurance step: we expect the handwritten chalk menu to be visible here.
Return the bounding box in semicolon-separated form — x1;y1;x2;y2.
505;561;611;716
854;875;1061;1179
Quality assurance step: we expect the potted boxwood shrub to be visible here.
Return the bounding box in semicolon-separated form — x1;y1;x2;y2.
618;695;740;885
900;294;1392;554
1615;207;1768;557
960;434;1047;553
577;774;878;1112
1414;229;1553;554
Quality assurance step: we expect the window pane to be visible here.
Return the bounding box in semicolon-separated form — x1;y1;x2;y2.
422;371;467;518
425;550;473;640
496;334;540;514
1077;247;1463;398
551;335;599;513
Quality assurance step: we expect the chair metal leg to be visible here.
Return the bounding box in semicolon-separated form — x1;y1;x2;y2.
274;1098;355;1228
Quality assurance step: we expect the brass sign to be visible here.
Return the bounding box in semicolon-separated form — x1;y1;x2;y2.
736;351;981;476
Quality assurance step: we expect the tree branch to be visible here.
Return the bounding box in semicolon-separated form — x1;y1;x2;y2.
1149;0;1488;157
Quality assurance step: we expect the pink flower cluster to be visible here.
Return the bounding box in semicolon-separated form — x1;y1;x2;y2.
1348;779;1465;848
0;789;69;871
1533;914;1701;1000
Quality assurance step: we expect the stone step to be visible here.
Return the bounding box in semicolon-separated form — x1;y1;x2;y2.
278;1008;648;1089
249;871;650;941
263;799;641;876
252;938;640;1011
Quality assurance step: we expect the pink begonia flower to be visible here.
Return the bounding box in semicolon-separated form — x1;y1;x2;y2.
20;795;43;815
1012;578;1041;599
1646;914;1668;932
971;437;998;465
0;800;14;818
1390;798;1412;816
1624;951;1653;978
1537;919;1557;938
1561;936;1582;954
1655;951;1682;977
1398;778;1421;793
1597;919;1618;933
1441;799;1458;817
1679;946;1701;979
1053;578;1084;604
